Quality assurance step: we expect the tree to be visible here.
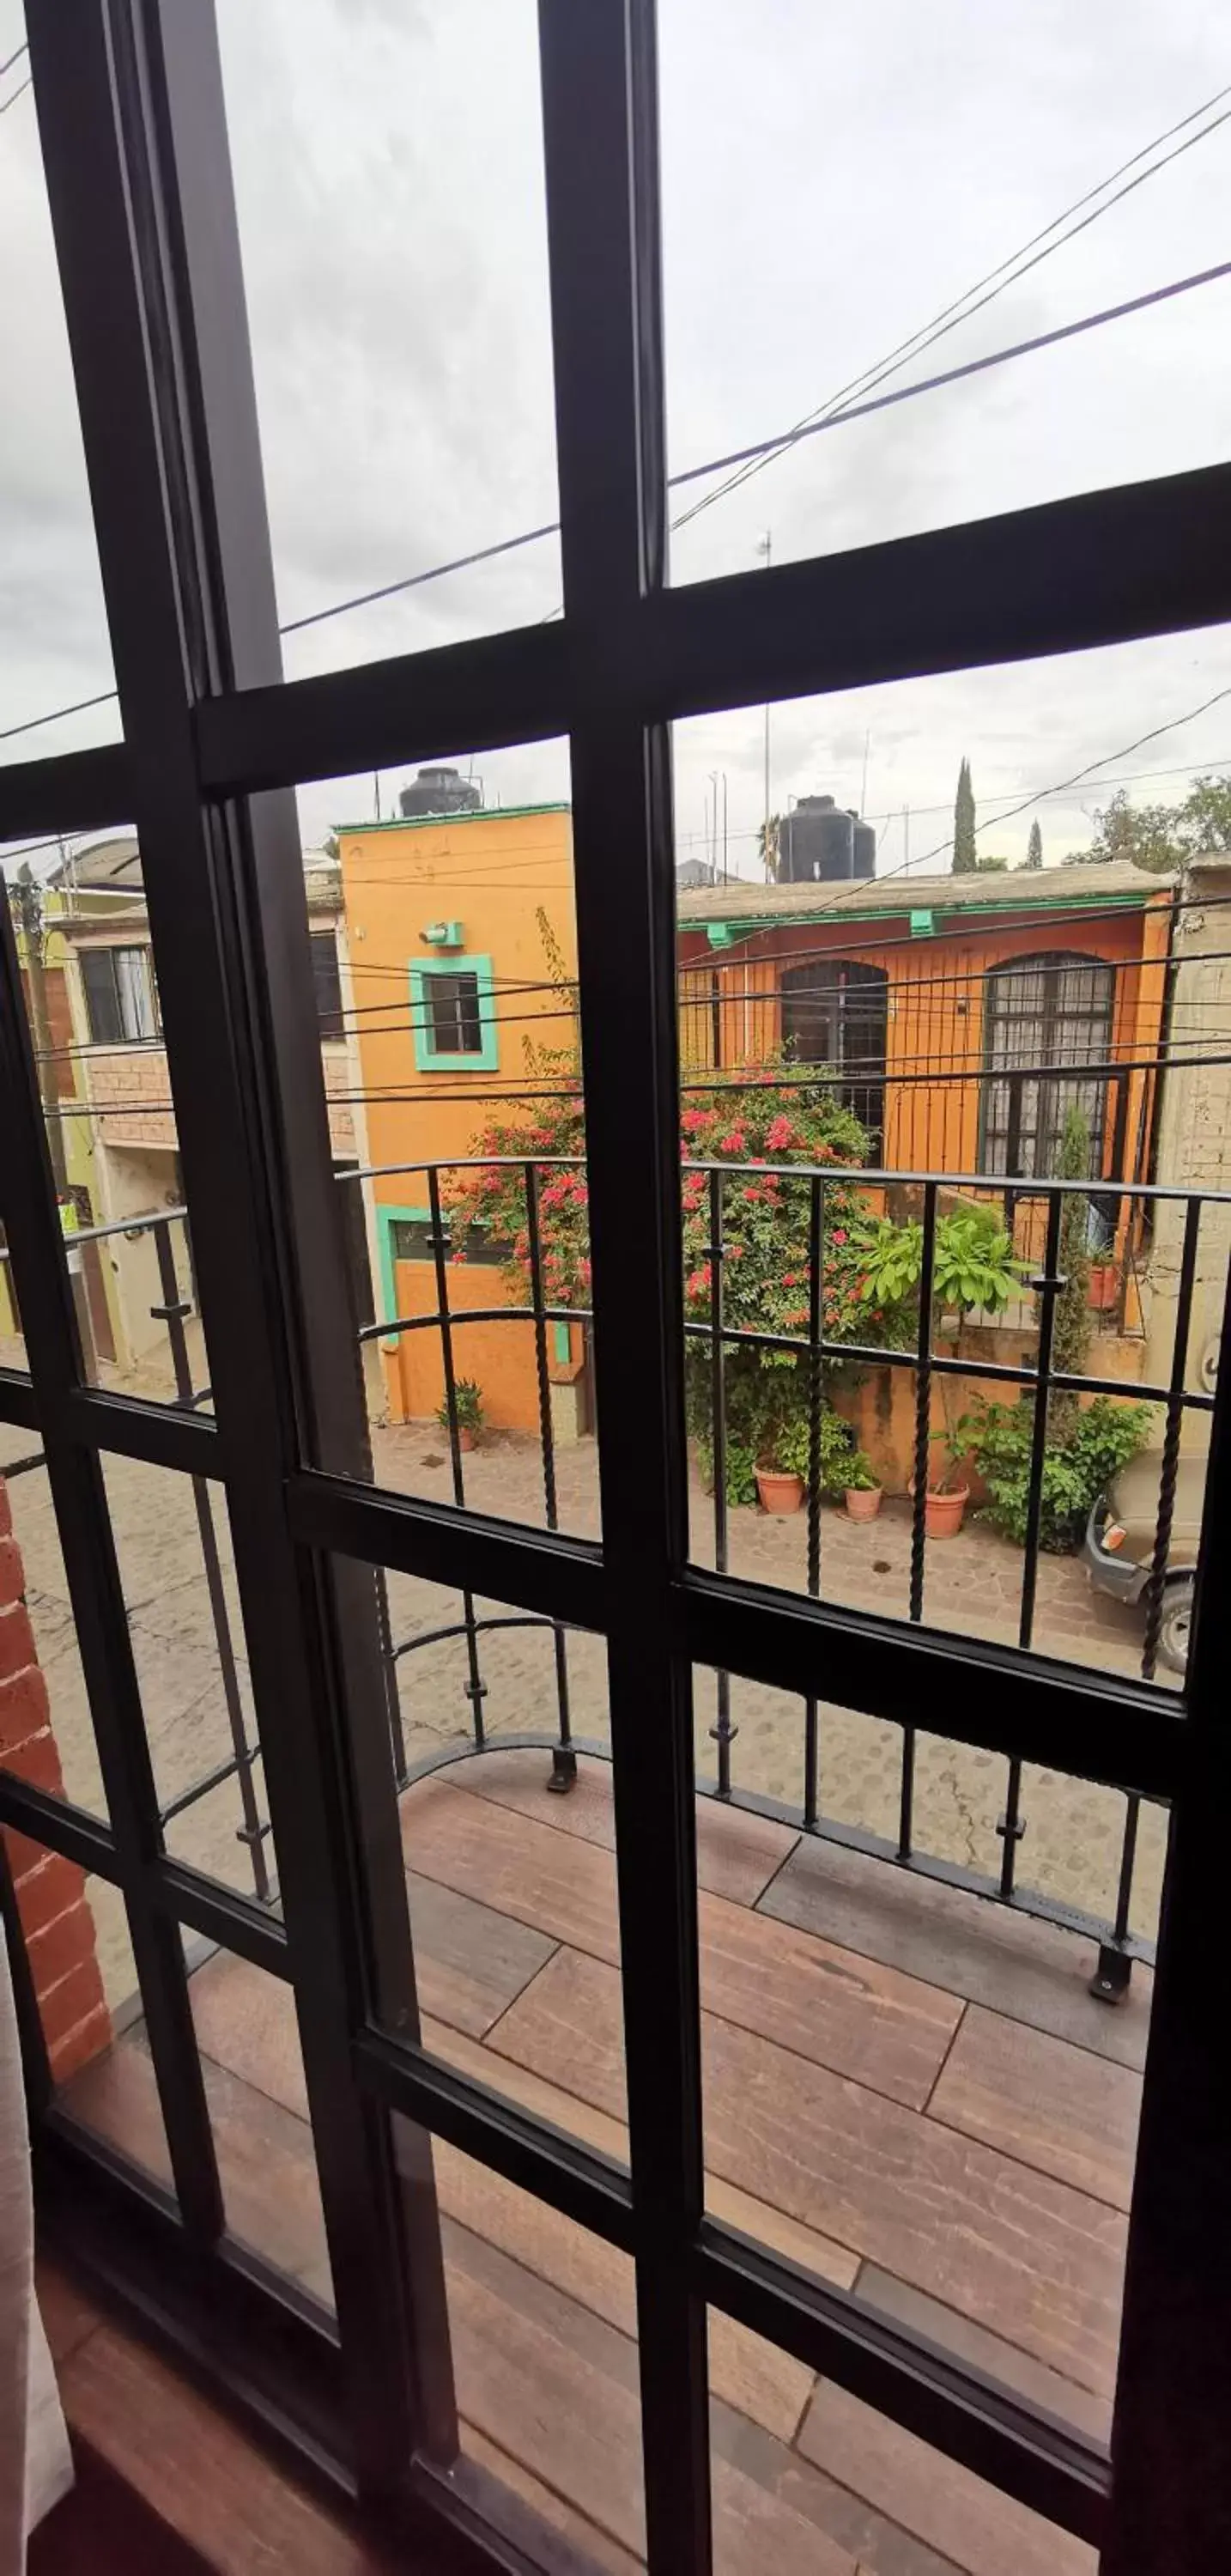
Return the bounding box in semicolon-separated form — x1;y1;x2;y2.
757;814;781;880
1026;819;1043;870
1083;788;1182;875
1048;1103;1093;1444
1179;773;1231;854
974;853;1009;872
952;758;977;873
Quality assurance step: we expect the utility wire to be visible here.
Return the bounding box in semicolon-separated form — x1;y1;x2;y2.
3;208;1228;750
671;96;1231;532
0;70;30;115
0;39;28;77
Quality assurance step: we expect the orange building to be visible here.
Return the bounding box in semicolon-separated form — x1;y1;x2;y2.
337;791;579;1429
677;860;1173;1189
342;799;1174;1429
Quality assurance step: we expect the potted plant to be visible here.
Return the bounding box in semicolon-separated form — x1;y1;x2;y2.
1088;1258;1119;1314
842;1449;883;1522
439;1378;484;1451
754;1412;808;1515
909;1428;972;1538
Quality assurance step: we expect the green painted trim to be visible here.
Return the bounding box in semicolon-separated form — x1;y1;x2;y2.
909;908;935;936
409;953;499;1074
552;1321;572;1365
376;1201;428;1349
684;885;1156;939
336;801;571;834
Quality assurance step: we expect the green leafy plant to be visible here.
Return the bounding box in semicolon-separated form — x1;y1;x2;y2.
849;1204;1025;1324
842;1448;881;1494
439;1377;484;1435
964;1394;1151;1552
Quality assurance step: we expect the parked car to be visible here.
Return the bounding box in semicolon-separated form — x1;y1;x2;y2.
1083;1452;1206;1674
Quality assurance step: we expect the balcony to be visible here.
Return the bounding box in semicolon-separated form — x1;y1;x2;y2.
6;1151;1205;2571
58;1742;1128;2573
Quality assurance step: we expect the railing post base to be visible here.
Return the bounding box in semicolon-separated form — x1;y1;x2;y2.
1090;1943;1133;2004
548;1746;578;1794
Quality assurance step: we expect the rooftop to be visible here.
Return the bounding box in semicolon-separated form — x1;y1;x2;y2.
677;859;1170;927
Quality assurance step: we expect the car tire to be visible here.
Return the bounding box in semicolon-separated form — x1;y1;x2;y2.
1158;1579;1194;1675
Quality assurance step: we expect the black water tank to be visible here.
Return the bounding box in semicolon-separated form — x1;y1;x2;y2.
398;765;482;819
779;795;853;882
852;819;876;879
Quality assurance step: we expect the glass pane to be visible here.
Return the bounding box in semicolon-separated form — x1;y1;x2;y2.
2;1455;108;1820
694;1663;1151;2450
215;0;561;676
423;2141;645;2570
660;0;1231;590
294;742;599;1540
708;2310;1096;2573
337;1554;622;2170
185;1939;335;2310
99;1457;276;1904
3;824;228;1417
0;4;119;767
672;633;1229;1692
3;1835;173;2195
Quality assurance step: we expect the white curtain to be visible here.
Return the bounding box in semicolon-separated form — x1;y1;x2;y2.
0;1922;72;2572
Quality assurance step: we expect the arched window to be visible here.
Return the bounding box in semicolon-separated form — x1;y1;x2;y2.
779;958;888;1147
980;951;1114;1177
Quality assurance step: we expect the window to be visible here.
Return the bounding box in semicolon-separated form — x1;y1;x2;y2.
80;943;158;1044
390;1217;507;1266
780;957;888;1147
409;956;498;1070
310;931;343;1041
3;15;1229;2576
980;951;1114;1178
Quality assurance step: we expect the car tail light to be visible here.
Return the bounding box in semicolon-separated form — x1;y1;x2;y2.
1103;1523;1128;1552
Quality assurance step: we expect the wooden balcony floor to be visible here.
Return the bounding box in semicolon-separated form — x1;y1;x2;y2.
61;1747;1153;2576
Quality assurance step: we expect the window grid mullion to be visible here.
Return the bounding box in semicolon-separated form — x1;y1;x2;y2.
537;3;712;2569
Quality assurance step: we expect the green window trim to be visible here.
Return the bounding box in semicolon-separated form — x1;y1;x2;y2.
375;1202;428;1350
409;953;499;1072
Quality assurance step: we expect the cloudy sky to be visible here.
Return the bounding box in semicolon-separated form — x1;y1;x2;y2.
3;0;1230;883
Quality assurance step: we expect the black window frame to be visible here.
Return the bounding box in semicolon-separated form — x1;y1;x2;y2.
979;948;1116;1179
0;7;1229;2573
79;939;159;1044
779;954;889;1144
424;966;482;1056
308;927;343;1042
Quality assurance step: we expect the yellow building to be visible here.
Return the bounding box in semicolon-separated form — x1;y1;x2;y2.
0;884;122;1367
337;787;579;1426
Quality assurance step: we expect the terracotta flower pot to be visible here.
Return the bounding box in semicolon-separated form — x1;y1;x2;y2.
755;1467;804;1515
844;1484;883;1522
1088;1263;1119;1313
909;1475;969;1539
456;1425;476;1453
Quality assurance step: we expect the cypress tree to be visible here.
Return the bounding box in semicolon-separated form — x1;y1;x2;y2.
953;757;977;873
1026;818;1043;870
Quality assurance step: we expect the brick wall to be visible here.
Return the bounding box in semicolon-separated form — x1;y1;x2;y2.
87;1043;178;1150
0;1479;112;2083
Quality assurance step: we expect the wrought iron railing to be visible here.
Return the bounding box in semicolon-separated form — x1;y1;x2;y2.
347;1152;1219;2007
16;1158;1218;1996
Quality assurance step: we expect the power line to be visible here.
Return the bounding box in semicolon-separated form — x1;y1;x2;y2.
670;91;1231;532
0;70;30;116
3;223;1229;754
0;39;28;77
816;685;1231;912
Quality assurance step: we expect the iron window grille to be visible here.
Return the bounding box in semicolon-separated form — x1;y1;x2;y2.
0;7;1228;2574
980;951;1116;1179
